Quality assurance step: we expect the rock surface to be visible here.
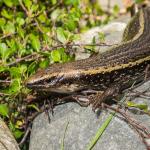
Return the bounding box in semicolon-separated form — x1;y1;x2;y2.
0;117;20;150
29;17;150;150
29;102;149;150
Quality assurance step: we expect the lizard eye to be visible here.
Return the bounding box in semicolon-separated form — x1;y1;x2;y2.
46;75;64;86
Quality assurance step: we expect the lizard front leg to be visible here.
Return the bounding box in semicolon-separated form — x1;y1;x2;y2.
90;85;120;111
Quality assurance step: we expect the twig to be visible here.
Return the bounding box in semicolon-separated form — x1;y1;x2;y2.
49;43;116;49
19;126;31;146
34;19;44;33
19;0;30;17
5;42;115;67
0;80;11;83
127;90;150;99
46;0;63;13
0;92;10;96
6;53;40;67
42;42;116;51
102;103;150;149
0;33;16;40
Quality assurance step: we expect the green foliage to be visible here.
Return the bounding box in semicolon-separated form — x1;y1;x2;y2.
29;34;41;51
51;48;72;63
134;0;145;4
9;121;24;139
113;5;120;16
98;32;105;42
0;104;9;117
56;28;68;44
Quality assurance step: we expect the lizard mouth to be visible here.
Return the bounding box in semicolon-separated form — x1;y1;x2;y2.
26;82;48;90
26;83;76;94
26;74;65;88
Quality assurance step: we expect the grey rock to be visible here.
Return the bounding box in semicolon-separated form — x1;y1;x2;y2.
30;102;148;150
0;117;20;150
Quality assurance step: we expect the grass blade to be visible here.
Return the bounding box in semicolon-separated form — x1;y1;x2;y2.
61;121;69;150
86;112;115;150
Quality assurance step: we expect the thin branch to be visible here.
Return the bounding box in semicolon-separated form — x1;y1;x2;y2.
19;0;30;17
4;42;115;67
0;33;16;40
102;103;150;149
19;126;31;146
46;0;63;13
34;19;44;33
51;43;116;48
6;53;40;67
42;42;116;51
0;80;11;83
0;92;10;96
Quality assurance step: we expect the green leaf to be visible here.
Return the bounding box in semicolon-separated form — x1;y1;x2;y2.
0;43;10;62
20;65;27;74
0;104;9;117
64;0;79;6
29;34;41;51
64;19;77;31
9;79;21;94
10;67;21;78
4;22;15;34
126;101;148;110
99;32;105;42
113;5;120;16
27;61;37;75
27;104;40;112
38;14;46;23
13;129;24;139
3;0;13;7
0;18;6;27
51;49;61;62
51;0;57;5
16;17;25;26
23;0;32;10
30;4;39;13
9;66;27;78
51;9;61;21
57;48;73;62
1;9;13;20
9;121;23;139
56;28;67;44
39;59;49;68
6;39;17;53
9;121;15;131
134;0;144;4
17;27;25;38
0;66;8;73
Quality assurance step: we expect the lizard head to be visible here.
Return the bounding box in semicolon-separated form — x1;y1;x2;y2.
26;64;85;94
